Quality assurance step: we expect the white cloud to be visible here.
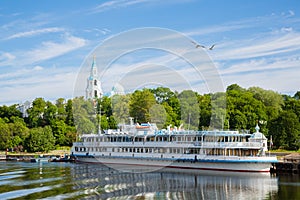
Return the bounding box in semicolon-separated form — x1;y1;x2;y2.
212;32;300;61
0;52;15;65
0;66;78;105
23;33;87;64
288;10;295;17
92;0;191;13
4;27;65;40
93;0;148;13
33;65;43;71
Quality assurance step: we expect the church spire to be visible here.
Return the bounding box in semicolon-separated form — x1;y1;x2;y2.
85;56;103;99
91;55;97;76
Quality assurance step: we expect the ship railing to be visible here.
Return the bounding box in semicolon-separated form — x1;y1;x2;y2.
78;141;262;149
73;142;85;147
199;142;262;148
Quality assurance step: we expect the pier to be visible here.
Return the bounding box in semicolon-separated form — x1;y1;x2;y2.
271;153;300;175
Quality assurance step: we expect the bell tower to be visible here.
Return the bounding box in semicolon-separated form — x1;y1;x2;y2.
86;56;103;99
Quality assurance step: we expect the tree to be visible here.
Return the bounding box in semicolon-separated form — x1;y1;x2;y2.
198;94;211;130
151;87;176;104
226;85;267;131
269;110;300;150
178;90;200;130
249;86;283;121
0;118;11;150
293;91;300;100
9;116;29;150
72;97;96;134
111;94;130;124
164;95;181;128
129;89;156;123
210;92;227;129
27;98;47;127
51;120;68;146
149;104;167;129
0;104;22;122
44;101;58;125
284;98;300;120
101;96;113;117
24;126;56;152
65;99;74;126
56;98;66;121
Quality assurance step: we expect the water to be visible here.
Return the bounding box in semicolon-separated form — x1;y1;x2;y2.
0;162;299;200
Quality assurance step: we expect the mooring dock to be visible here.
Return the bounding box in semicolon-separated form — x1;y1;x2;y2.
271;153;300;174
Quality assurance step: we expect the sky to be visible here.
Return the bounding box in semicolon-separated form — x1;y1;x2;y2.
1;0;300;105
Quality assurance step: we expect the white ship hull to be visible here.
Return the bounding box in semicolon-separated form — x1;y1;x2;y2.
73;154;275;173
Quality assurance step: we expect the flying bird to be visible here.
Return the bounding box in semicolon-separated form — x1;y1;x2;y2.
191;41;216;50
208;44;216;50
191;41;205;49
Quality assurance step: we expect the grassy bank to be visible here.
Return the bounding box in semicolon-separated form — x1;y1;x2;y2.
0;146;71;157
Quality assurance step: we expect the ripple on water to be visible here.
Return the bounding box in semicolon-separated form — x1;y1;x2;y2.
0;185;57;199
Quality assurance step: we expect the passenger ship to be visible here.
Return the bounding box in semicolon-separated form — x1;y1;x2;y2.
71;119;277;173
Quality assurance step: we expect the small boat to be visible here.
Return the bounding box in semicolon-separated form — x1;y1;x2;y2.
31;155;49;163
50;154;75;162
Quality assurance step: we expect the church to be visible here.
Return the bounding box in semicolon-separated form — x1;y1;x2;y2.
85;56;103;100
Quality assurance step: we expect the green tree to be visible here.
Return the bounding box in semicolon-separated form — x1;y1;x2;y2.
51;120;67;146
27;98;47;127
151;87;176;104
249;86;283;121
178;90;200;130
0;104;22;122
269;110;300;150
65;99;74;126
151;87;181;128
111;94;130;124
210;92;227;129
198;94;211;130
0;118;11;150
24;126;56;152
293;91;300;100
101;96;113;117
44;101;58;125
226;84;267;131
73;97;96;134
9;116;29;150
129;89;156;123
56;98;66;121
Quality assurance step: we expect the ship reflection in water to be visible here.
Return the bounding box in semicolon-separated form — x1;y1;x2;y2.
72;163;278;200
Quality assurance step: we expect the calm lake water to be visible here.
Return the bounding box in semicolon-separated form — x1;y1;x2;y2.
0;161;299;200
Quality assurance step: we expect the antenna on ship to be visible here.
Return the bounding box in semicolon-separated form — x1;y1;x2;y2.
98;98;101;134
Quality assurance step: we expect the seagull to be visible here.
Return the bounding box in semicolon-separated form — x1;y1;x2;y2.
191;41;216;50
208;44;216;50
191;41;205;49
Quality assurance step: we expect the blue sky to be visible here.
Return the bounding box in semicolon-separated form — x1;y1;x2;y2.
1;0;300;105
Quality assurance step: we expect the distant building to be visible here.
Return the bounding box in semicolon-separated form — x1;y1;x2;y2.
86;56;103;100
17;101;32;118
110;83;125;97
